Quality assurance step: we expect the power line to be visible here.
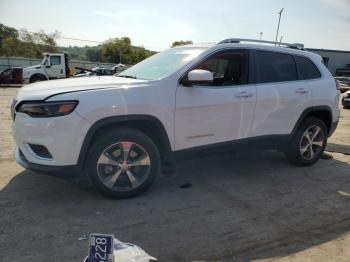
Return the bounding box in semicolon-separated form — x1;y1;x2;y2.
58;36;103;44
22;30;104;44
21;29;166;50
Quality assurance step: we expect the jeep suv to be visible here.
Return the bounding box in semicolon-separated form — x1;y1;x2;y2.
12;38;340;198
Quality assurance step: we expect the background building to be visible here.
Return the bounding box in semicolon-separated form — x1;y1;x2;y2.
308;48;350;76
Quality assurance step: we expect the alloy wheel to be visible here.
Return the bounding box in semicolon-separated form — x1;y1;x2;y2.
96;141;151;191
299;125;325;161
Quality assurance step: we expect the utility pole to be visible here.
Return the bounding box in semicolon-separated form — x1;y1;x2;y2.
275;8;284;46
259;32;263;40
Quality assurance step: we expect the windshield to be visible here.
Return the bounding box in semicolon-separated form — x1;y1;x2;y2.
117;47;206;80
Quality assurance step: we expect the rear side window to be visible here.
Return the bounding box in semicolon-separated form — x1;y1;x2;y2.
295;56;321;80
255;50;297;83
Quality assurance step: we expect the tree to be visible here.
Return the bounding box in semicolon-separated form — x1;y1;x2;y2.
101;37;156;64
85;48;102;62
1;36;29;57
19;29;59;57
101;37;132;64
129;46;156;64
0;23;155;64
1;27;59;58
171;40;193;47
0;23;18;54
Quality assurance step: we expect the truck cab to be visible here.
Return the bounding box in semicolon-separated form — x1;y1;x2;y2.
22;53;69;84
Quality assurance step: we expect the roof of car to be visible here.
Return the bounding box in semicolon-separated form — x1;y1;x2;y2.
180;41;322;61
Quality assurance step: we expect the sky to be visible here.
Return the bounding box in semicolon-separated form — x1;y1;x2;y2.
0;0;349;51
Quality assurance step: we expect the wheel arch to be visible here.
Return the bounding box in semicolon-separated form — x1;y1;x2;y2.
77;115;173;170
30;73;48;83
291;106;333;136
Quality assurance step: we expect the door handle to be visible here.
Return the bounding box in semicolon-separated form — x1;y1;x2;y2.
295;88;309;94
235;92;253;98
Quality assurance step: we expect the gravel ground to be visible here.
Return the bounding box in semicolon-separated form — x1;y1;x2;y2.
1;87;350;262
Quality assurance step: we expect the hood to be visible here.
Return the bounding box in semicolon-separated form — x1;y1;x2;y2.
23;64;42;71
16;76;148;101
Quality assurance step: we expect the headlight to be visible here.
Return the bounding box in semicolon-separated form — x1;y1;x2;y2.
17;101;78;117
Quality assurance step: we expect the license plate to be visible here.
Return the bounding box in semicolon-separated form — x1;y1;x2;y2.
88;234;114;262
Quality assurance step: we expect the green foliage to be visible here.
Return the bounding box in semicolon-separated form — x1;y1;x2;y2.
59;45;97;60
0;23;155;64
18;29;59;57
85;47;102;62
100;37;155;64
171;40;193;47
0;23;18;50
1;37;29;57
101;37;131;64
0;25;59;58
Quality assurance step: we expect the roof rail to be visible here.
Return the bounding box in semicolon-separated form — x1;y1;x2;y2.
218;38;304;50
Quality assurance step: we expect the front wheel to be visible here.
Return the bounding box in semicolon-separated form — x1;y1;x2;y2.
30;75;46;83
285;117;328;166
87;128;160;198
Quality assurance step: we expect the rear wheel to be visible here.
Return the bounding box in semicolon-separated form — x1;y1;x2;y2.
285;117;328;166
87;128;160;198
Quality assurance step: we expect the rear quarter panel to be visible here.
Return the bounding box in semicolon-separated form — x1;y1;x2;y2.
310;59;340;123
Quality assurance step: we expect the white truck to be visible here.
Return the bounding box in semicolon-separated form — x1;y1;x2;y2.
22;53;70;84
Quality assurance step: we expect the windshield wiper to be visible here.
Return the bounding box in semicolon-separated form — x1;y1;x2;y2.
118;75;137;79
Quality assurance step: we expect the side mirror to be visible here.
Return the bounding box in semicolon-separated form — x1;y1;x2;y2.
183;69;213;86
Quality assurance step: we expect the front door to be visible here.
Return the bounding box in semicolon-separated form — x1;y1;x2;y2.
46;55;65;79
174;49;256;150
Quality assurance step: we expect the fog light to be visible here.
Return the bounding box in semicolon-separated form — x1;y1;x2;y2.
27;144;53;159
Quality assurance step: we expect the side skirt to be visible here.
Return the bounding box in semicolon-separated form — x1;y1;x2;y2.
173;135;290;161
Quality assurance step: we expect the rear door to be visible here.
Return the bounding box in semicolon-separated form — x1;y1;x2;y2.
251;50;311;137
174;49;256;150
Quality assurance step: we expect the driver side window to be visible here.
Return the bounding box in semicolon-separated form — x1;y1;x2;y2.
50;56;61;66
194;50;249;86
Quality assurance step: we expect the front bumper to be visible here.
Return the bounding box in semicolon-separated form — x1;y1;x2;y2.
13;111;90;167
15;146;79;175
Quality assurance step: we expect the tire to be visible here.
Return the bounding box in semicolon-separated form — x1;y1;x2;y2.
30;75;46;83
87;128;160;198
285;117;328;166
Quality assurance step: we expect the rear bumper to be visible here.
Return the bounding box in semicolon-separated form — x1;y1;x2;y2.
16;147;80;176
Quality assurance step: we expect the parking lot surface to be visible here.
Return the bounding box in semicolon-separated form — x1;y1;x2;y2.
1;87;350;261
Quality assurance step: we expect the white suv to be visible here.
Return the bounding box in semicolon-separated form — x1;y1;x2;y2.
12;38;340;198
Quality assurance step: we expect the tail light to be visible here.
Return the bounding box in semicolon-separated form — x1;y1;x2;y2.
335;79;341;91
